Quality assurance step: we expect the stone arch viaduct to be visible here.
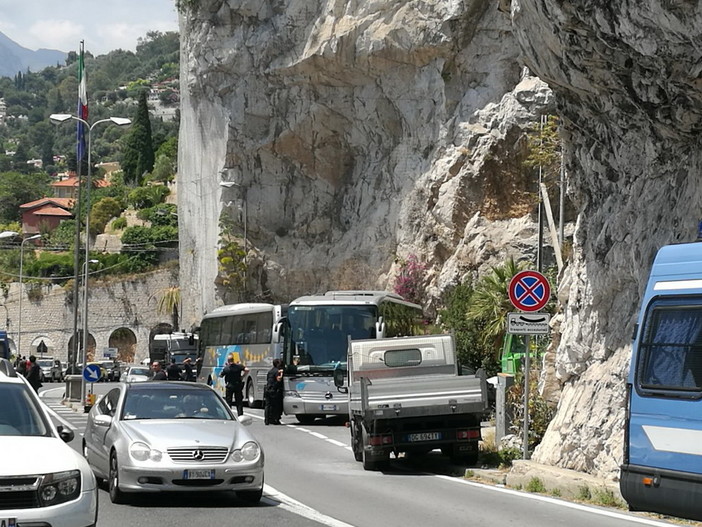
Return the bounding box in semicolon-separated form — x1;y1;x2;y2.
1;269;182;364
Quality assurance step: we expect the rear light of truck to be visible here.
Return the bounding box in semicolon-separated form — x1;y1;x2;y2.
369;434;393;446
457;429;480;440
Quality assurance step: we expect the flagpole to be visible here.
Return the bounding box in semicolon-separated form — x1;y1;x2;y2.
70;40;85;375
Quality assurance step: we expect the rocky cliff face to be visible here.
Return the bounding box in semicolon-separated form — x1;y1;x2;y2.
178;0;552;318
508;1;702;477
177;0;702;479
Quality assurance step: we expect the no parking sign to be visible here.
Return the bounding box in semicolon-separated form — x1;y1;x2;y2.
508;270;551;312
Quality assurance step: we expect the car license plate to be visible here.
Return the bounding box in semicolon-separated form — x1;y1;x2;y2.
1;519;17;527
183;469;215;480
320;404;337;411
406;432;442;442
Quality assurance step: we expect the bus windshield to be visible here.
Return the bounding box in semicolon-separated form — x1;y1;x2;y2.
288;305;377;366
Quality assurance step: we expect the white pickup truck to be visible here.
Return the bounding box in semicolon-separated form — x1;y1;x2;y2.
335;334;489;470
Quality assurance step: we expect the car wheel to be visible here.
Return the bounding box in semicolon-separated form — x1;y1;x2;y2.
295;415;318;425
237;486;263;504
109;452;127;504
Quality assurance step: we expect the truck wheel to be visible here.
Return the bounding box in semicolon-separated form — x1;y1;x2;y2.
351;420;363;462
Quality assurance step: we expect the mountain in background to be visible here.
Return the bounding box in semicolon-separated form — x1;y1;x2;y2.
0;31;67;78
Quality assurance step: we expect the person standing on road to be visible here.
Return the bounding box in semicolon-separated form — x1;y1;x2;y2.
166;358;181;380
264;358;284;425
25;355;42;392
151;361;167;380
220;354;248;416
182;357;195;381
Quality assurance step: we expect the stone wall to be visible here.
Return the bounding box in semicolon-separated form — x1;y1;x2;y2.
3;268;179;363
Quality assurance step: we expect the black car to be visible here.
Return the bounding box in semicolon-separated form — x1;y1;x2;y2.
100;360;121;382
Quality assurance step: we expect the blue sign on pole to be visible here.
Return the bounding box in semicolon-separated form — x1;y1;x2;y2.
83;364;102;383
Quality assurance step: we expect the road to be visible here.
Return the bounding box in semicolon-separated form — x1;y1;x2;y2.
38;383;680;527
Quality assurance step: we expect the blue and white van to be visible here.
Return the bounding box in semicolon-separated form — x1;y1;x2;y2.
621;242;702;521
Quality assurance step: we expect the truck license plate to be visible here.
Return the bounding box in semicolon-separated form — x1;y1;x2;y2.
406;432;442;442
1;518;17;527
183;469;215;480
320;404;337;411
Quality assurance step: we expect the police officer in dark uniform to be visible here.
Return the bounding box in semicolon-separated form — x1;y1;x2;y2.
220;355;248;416
166;358;181;380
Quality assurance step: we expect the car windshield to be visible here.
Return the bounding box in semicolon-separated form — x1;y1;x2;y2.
122;388;232;420
37;360;53;368
129;368;149;376
0;383;50;436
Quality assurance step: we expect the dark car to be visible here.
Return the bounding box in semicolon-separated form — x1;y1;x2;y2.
100;360;121;382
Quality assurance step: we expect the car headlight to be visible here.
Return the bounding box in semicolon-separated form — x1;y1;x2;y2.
129;441;163;462
39;470;81;506
230;441;260;462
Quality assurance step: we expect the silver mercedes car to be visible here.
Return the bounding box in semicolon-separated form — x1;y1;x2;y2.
82;381;264;504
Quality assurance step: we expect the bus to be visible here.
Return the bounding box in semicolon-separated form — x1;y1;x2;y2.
281;290;424;424
196;303;288;408
621;242;702;521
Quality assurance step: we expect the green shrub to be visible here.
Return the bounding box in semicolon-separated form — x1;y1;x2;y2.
126;185;170;209
112;217;127;230
90;197;124;235
592;488;624;508
577;485;592;501
525;477;546;493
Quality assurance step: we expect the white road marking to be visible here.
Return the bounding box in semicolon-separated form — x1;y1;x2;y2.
263;484;355;527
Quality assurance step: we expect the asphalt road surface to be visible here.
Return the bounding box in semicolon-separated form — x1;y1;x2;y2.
39;383;682;527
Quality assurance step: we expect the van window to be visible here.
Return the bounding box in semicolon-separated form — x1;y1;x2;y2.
638;300;702;393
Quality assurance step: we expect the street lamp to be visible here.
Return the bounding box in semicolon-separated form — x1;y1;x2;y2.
49;113;131;373
80;259;98;405
17;234;41;357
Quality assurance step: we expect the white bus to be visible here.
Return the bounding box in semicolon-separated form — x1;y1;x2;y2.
282;291;424;424
196;303;288;408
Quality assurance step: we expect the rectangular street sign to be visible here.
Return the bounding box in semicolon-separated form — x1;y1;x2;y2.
507;312;551;335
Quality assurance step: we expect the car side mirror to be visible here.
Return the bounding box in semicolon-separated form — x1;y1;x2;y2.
56;425;75;443
94;414;112;427
238;415;252;426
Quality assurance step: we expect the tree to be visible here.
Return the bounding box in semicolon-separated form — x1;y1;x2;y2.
157;286;181;330
0;171;52;222
90;197;123;235
121;90;154;185
467;258;528;357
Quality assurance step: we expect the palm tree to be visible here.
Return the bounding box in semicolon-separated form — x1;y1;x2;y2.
467;258;527;356
157;286;181;330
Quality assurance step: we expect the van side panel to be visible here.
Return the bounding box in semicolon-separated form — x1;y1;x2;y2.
621;243;702;521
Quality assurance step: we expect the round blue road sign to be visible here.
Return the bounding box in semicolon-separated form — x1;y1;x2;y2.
83;363;102;383
508;270;551;312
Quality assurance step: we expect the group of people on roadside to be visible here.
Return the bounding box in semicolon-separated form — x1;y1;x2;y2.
150;353;285;424
150;357;196;382
13;355;42;392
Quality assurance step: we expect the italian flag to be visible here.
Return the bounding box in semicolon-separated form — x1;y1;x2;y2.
77;41;88;160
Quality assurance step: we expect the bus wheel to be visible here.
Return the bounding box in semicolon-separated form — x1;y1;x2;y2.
246;381;261;408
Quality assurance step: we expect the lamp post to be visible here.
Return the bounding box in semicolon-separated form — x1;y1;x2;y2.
18;234;41;358
80;258;98;405
49;113;131;374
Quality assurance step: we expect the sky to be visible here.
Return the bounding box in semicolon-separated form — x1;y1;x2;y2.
0;0;179;56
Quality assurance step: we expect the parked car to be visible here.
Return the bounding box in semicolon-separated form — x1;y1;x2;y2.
0;358;98;527
124;365;150;382
49;359;66;382
100;360;121;382
82;381;264;504
36;357;54;382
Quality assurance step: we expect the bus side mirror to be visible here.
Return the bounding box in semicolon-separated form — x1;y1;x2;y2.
333;368;347;392
375;318;386;339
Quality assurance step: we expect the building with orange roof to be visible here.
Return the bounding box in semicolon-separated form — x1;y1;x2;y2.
51;174;111;200
20;198;75;235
